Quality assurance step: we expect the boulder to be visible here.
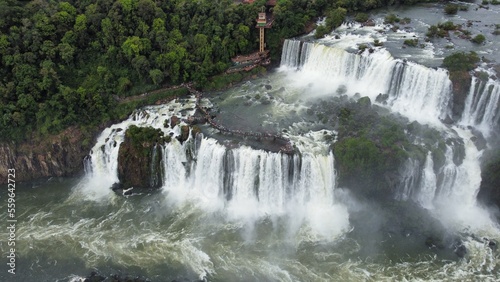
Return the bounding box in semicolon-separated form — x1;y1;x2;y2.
178;125;190;143
170;116;180;128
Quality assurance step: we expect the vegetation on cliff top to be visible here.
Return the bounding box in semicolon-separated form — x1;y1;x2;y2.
0;0;442;142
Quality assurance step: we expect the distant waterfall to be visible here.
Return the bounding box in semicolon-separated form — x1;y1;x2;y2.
461;76;500;136
280;39;484;210
280;40;452;124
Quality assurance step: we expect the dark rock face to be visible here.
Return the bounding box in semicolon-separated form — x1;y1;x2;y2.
83;271;205;282
449;71;472;120
477;152;500;211
178;125;190;143
0;126;96;184
117;141;162;190
117;126;165;190
84;271;150;282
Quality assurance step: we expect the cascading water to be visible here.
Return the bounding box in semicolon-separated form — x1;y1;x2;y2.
461;75;500;137
76;97;198;199
77;95;347;239
280;40;453;124
278;39;493;226
417;152;437;209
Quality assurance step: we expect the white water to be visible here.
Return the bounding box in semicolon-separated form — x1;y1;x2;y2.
279;39;497;230
280;41;453;124
417;152;437;209
461;76;500;137
76;97;198;200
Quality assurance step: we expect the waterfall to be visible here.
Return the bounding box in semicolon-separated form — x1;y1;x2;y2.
417;152;437;208
280;39;302;69
461;76;500;136
280;40;453;124
161;137;337;217
78;98;198;199
395;158;422;201
79;96;344;236
278;39;487;215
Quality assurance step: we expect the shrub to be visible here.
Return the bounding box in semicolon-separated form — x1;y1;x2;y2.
426;25;449;38
442;51;480;72
358;44;368;52
403;39;419;47
315;25;329;38
471;34;486;44
482;0;489;4
439;21;458;31
125;125;168;148
384;13;400;24
355;13;369;23
400;17;411;24
444;4;459;15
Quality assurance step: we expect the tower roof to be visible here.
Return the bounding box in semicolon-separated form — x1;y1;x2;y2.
266;0;277;6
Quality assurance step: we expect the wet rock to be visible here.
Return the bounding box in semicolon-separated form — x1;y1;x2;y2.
117;126;165;190
375;93;389;104
477;152;500;209
454;243;467;258
84;271;151;282
178;125;190;143
469;128;487;151
191;125;202;138
265;84;272;90
357;96;371;108
364;19;376;27
111;182;122;191
449;71;472;120
441;115;454;125
170;116;180;128
488;239;497;251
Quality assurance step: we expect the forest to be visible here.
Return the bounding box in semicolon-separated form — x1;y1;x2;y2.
0;0;435;141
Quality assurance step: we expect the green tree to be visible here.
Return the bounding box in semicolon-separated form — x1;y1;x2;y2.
149;69;164;85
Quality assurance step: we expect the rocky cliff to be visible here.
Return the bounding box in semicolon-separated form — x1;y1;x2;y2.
0;127;95;184
477;151;500;213
117;125;169;191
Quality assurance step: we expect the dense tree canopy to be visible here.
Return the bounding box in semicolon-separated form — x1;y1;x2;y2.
1;0;434;141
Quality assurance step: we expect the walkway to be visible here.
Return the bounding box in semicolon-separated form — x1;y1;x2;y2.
184;84;294;154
